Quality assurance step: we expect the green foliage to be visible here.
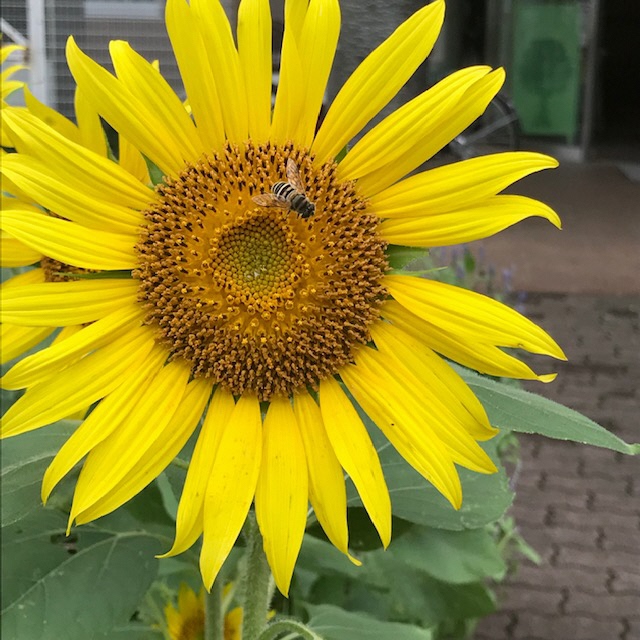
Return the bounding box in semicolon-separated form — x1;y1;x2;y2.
144;157;165;186
1;421;78;527
307;604;434;640
1;507;161;640
457;366;640;455
386;246;432;272
0;423;179;640
296;532;496;638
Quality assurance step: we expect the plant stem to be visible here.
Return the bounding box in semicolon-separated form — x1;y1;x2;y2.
241;512;274;640
204;576;224;640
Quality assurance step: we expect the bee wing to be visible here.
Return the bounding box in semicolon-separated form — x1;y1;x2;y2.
252;193;291;209
286;158;305;193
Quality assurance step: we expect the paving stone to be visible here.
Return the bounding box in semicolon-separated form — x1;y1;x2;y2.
472;293;640;639
556;546;640;573
499;584;564;614
611;569;640;593
473;612;513;639
540;472;594;498
510;564;610;595
601;522;640;553
590;491;639;514
513;612;622;640
582;452;640;479
627;618;640;640
565;591;640;618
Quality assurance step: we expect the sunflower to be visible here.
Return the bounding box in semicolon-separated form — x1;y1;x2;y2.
163;584;242;640
0;0;565;596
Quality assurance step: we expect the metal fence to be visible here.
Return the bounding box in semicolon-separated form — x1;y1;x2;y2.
2;0;187;117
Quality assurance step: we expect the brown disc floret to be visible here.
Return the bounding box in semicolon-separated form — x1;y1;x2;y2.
135;141;388;400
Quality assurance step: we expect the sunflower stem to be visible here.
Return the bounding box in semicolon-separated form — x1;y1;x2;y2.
241;511;274;640
204;576;224;640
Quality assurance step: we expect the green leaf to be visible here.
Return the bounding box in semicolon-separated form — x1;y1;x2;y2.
334;144;350;164
1;421;78;527
307;604;434;640
1;508;161;640
350;552;496;627
462;247;476;274
97;625;163;639
386;245;431;271
390;525;507;584
297;534;362;581
144;157;165;186
53;270;133;280
456;366;640;455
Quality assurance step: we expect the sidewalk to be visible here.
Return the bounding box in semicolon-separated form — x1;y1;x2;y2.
471;162;640;640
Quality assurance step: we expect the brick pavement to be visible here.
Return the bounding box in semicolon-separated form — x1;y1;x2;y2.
474;294;640;640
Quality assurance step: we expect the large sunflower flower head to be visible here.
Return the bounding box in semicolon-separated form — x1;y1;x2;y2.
0;0;565;596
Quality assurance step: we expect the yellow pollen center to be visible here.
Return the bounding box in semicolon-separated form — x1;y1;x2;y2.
135;141;388;400
215;212;298;296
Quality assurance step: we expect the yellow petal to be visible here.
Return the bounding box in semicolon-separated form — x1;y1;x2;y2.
381;299;558;383
69;359;192;520
270;17;304;145
24;86;81;144
2;304;142;390
1;324;54;365
0;210;137;270
75;88;108;157
200;395;262;589
255;397;308;596
66;37;185;177
162;387;236;558
118;135;150;185
1;44;25;64
293;389;357;562
380;195;561;247
319;376;391;548
2;107;154;211
370;320;496;441
1;78;24;101
1;326;156;438
41;345;167;502
109;40;203;162
76;378;212;524
0;231;42;267
384;275;566;359
338;66;490;181
293;0;341;148
284;0;309;41
237;0;272;142
357;68;506;196
2;266;45;289
1;154;143;233
1;278;138;327
191;0;249;144
311;0;444;163
1;148;33;201
340;351;464;509
370;152;559;218
165;0;225;152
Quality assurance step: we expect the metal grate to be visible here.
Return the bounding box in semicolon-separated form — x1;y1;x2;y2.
1;0;185;119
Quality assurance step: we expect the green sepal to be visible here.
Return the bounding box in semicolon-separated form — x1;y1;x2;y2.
144;156;166;186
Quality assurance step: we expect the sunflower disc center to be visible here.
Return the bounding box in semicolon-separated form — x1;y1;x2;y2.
135;142;388;400
215;213;297;296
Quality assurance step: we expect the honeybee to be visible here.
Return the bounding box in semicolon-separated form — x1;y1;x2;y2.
252;158;315;218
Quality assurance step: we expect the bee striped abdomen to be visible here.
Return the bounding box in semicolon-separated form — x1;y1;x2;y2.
252;159;316;218
272;182;296;199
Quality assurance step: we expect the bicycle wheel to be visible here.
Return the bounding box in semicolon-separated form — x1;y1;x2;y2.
450;93;520;159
